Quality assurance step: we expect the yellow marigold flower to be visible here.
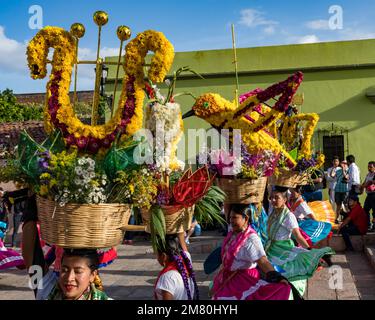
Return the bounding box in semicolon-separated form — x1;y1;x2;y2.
129;184;135;194
39;185;49;196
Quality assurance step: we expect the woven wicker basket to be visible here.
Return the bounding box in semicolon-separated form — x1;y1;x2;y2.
141;205;194;235
36;196;131;249
268;170;309;188
215;177;267;204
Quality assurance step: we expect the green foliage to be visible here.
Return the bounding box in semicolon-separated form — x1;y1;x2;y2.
150;206;167;252
0;89;43;123
0;159;29;185
194;186;227;227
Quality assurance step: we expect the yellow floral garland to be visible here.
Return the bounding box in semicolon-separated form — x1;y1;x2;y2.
27;27;174;152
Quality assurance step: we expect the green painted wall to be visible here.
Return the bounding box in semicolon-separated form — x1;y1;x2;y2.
105;39;375;194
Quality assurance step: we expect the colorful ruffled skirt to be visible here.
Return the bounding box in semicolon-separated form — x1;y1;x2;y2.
212;267;291;300
267;240;334;282
0;240;25;270
298;220;332;244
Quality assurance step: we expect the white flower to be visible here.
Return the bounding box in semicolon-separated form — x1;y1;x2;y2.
78;158;85;166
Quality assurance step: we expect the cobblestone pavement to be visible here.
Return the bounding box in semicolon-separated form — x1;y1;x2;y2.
1;241;374;300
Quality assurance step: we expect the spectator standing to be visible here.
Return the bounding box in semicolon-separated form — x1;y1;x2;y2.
333;160;349;224
346;155;361;195
326;156;340;212
361;161;375;231
0;187;9;224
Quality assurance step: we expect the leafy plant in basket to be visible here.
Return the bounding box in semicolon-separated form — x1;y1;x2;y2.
146;165;218;251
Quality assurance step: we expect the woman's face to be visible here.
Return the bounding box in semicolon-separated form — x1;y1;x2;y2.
157;252;168;267
59;256;97;300
230;211;248;233
289;189;299;199
368;164;375;173
348;199;357;209
271;192;287;209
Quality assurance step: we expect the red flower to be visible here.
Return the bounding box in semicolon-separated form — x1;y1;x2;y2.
65;134;75;146
75;136;88;149
172;166;215;207
87;137;101;154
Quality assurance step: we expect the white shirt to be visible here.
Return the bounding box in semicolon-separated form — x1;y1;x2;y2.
348;163;361;189
155;252;195;300
291;201;314;220
273;212;299;240
230;233;266;271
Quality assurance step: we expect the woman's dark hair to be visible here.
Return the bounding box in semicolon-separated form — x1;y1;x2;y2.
369;161;375;166
293;185;303;194
271;186;289;199
62;249;99;272
333;156;340;161
229;204;251;219
157;235;199;300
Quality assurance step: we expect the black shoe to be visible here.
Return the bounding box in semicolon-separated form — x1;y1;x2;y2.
322;254;333;267
346;246;354;252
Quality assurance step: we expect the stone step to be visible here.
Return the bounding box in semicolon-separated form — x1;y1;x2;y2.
365;246;375;271
328;233;375;252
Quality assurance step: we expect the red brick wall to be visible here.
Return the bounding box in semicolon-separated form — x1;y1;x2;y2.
15;91;94;104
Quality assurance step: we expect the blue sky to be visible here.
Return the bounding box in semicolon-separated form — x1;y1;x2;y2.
1;0;375;93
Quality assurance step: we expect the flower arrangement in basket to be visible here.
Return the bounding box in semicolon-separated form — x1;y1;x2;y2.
268;103;326;188
0;13;197;249
137;70;226;250
184;72;308;203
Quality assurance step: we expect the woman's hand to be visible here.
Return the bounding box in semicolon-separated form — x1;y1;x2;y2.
292;228;310;249
257;256;276;274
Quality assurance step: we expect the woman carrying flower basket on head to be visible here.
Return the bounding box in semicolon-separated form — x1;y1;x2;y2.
155;234;199;300
211;204;293;300
265;187;335;295
21;194;112;300
289;185;333;250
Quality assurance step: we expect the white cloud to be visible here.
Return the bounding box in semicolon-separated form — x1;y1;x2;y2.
338;28;375;40
263;26;276;35
297;35;320;44
306;19;330;30
239;9;278;28
0;26;28;74
0;25;119;92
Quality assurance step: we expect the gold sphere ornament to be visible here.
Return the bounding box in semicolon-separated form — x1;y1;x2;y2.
70;23;86;39
117;26;131;41
93;11;109;26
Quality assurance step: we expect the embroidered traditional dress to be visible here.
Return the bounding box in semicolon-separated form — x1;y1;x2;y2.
265;207;334;285
289;196;332;245
0;239;25;270
211;225;291;300
36;270;111;300
249;204;268;246
154;254;196;300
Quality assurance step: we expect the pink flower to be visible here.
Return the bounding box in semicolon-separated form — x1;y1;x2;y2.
87;137;101;154
75;136;88;149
